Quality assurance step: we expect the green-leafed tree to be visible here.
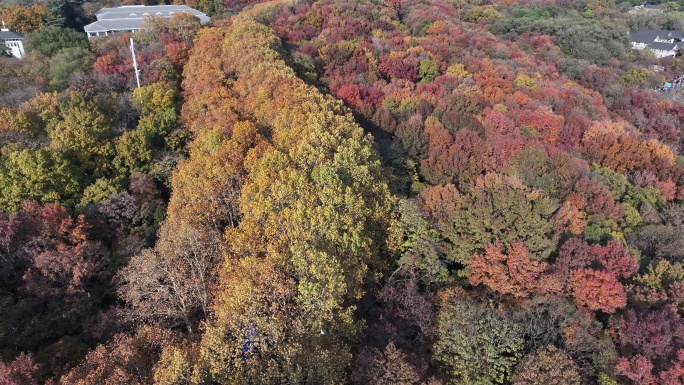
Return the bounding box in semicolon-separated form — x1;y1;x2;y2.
419;174;558;269
48;47;94;90
0;148;81;212
434;298;524;384
49;93;114;179
24;25;88;57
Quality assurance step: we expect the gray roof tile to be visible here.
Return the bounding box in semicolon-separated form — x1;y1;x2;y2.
84;5;209;33
670;31;684;40
650;41;678;51
630;29;668;44
0;30;24;40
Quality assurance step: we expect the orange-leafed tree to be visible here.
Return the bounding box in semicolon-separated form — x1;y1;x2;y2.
166;121;266;230
570;268;626;313
60;326;174;385
468;240;559;298
0;5;48;34
472;58;513;103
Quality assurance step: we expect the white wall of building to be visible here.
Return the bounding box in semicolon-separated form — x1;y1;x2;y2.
653;49;676;58
4;39;24;58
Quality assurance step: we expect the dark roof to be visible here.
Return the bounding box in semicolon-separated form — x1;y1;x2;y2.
0;30;24;40
650;42;678;51
644;4;660;9
631;30;666;44
670;31;684;40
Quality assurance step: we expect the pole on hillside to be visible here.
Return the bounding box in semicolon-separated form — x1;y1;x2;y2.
130;37;141;89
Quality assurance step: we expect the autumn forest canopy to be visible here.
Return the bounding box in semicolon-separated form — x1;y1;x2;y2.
4;0;684;383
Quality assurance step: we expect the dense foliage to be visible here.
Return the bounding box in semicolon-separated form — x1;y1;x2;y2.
2;0;684;384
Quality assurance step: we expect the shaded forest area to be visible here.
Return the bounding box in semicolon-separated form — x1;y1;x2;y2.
3;0;684;384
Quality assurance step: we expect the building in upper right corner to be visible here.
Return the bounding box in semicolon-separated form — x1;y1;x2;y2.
629;4;663;14
630;29;684;58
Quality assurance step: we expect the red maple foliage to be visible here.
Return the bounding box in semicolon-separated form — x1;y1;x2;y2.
0;353;41;385
616;355;657;385
569;268;626;313
468;240;560;298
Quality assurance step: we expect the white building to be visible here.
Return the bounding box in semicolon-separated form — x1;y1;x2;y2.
649;42;683;58
83;5;210;39
1;23;25;59
630;29;684;58
629;4;662;14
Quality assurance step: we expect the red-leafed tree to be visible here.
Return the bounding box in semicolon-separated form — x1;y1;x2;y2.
517;108;564;144
20;202;108;300
616;347;684;385
572;177;624;222
468;240;559;298
616;355;657;385
553;237;635;314
613;307;684;364
569;268;626;313
0;353;41;385
589;240;638;279
658;350;684;385
0;201;110;360
611;88;682;145
554;237;637;280
379;52;419;82
579;65;616;92
421;124;495;186
559;111;592;147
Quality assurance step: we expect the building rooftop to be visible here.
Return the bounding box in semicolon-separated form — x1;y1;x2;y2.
630;29;669;44
84;19;149;33
96;5;209;22
670;31;684;40
650;41;678;51
629;29;669;44
0;30;24;40
83;5;210;34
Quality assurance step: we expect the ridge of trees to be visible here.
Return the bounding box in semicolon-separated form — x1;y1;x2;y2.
2;0;684;384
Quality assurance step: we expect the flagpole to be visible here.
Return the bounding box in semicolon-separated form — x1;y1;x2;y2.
130;37;141;89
